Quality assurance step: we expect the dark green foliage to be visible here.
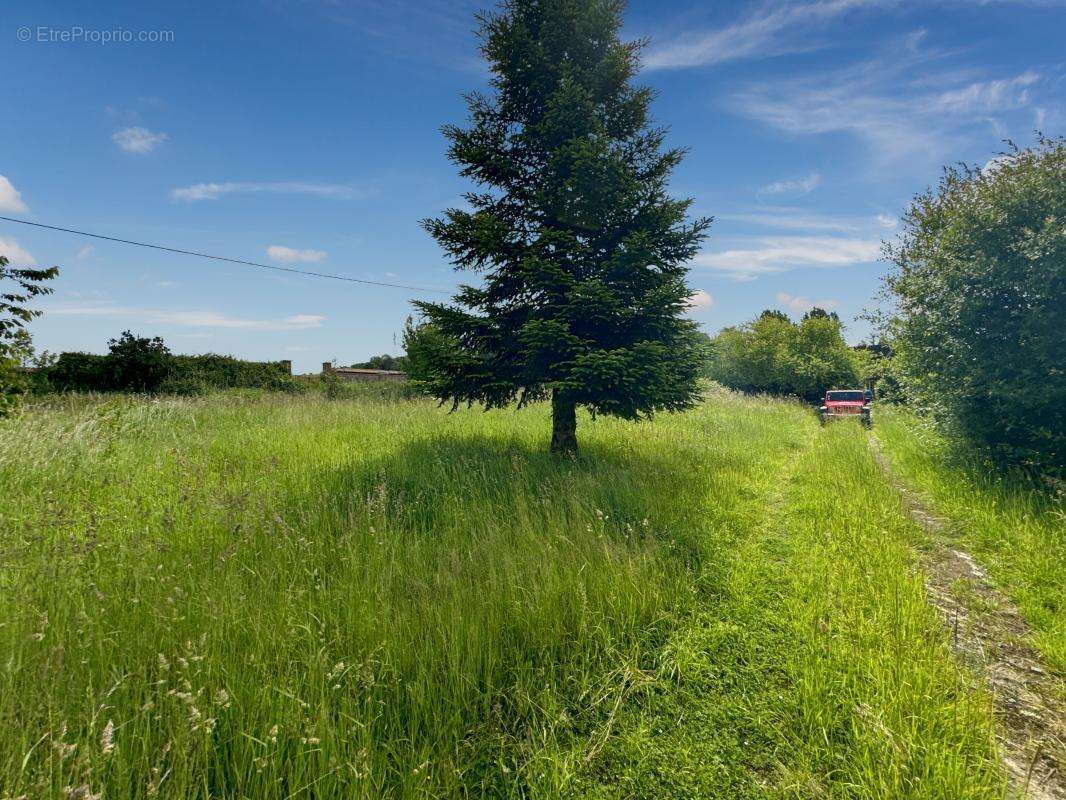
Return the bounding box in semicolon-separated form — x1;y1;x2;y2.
802;307;839;323
46;352;111;392
883;136;1065;474
0;255;59;415
708;312;860;402
759;309;790;323
412;0;711;453
42;333;295;394
106;331;172;392
349;354;409;371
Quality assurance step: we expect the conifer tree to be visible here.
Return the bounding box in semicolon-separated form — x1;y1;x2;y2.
411;0;711;454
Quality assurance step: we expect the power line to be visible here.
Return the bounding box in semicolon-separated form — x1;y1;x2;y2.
0;215;451;295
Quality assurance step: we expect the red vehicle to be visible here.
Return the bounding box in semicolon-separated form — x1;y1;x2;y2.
819;389;872;427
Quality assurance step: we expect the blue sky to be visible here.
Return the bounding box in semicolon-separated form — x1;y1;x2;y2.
3;0;1062;372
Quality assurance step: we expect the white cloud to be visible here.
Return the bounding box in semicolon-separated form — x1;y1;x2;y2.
686;289;714;309
283;314;326;327
112;126;169;154
644;2;1053;71
76;244;94;260
731;35;1042;162
171;182;359;202
266;245;328;263
876;213;897;228
759;173;822;196
929;71;1038;114
0;175;29;213
0;236;36;266
644;0;878;70
157;281;178;288
694;236;881;280
44;304;327;331
717;208;865;233
776;291;840;312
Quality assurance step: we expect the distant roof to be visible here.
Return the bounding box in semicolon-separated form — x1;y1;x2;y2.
333;368;407;375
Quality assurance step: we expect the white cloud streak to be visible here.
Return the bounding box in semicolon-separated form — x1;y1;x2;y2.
717;208;871;232
171;182;360;202
731;34;1042;161
0;175;29;213
267;245;328;263
0;236;36;266
694;236;882;279
759;173;822;196
644;0;879;70
112;127;169;154
44;304;326;331
929;71;1038;114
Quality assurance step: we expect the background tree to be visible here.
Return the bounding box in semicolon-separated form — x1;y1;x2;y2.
410;0;711;454
1;255;58;415
350;353;409;371
883;136;1065;474
7;328;36;368
707;311;859;402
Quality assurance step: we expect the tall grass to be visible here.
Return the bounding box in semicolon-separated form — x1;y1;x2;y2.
0;392;1006;798
875;406;1066;671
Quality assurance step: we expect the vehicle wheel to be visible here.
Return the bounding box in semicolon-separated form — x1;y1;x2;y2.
862;416;872;429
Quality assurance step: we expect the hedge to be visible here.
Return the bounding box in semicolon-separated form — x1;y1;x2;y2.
40;351;294;394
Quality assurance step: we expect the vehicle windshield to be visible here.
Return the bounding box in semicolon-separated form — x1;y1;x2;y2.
827;391;865;402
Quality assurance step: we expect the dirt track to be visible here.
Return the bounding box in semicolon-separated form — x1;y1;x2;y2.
872;442;1066;800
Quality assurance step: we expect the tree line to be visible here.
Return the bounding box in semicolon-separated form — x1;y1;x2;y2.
704;308;865;404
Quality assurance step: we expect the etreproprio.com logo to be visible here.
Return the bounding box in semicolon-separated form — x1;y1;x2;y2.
16;26;175;44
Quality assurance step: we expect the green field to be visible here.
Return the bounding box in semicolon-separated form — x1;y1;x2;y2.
2;391;1059;799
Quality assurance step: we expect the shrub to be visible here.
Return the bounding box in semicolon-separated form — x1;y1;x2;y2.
0;355;24;416
301;373;421;402
883;136;1065;474
169;354;294;391
46;352;111;392
107;331;172;392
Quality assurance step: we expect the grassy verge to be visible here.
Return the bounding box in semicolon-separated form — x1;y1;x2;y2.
0;392;1005;798
875;406;1066;672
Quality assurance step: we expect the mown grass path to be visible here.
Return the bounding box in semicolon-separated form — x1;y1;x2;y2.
0;392;1027;798
579;413;1004;799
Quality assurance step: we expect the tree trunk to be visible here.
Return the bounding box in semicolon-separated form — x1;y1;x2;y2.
550;389;578;456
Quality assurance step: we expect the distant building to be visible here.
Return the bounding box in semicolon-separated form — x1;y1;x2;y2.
321;362;407;383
